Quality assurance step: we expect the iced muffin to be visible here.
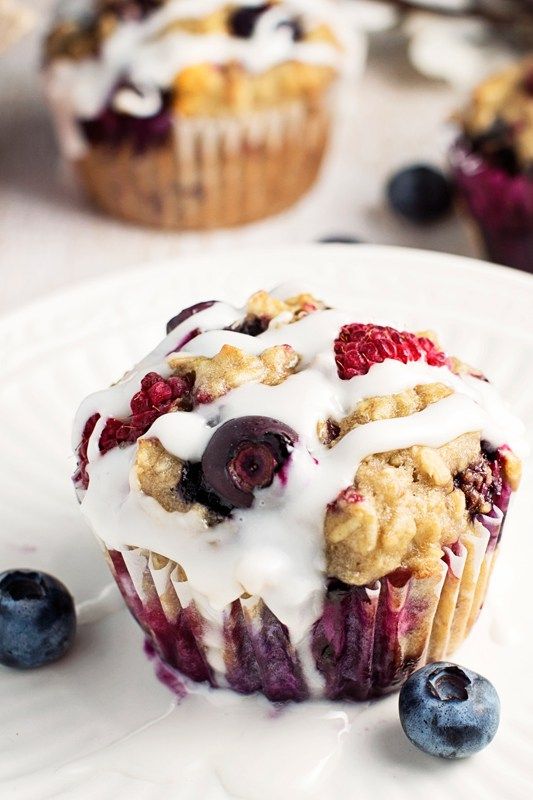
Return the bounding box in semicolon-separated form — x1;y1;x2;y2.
451;58;533;272
73;286;524;701
43;0;348;229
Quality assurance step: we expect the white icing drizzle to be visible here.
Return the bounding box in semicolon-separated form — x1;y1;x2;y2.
75;288;526;653
45;0;347;121
75;581;124;625
112;84;163;117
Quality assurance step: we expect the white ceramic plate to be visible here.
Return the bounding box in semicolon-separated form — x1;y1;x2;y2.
0;245;532;800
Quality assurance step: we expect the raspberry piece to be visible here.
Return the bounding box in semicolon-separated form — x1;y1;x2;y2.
147;380;173;406
99;417;137;454
334;323;449;379
99;371;193;454
74;371;194;489
454;452;502;517
327;486;363;512
325;419;341;445
140;372;161;391
454;443;509;517
73;413;100;490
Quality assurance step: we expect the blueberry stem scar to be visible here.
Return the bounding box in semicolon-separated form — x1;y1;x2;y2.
428;665;471;702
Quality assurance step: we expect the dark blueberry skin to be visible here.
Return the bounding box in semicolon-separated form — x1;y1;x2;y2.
399;662;500;759
319;235;363;244
226;314;270;337
229;4;302;41
0;570;76;669
81;101;172;154
229;4;270;38
201;416;298;508
387;165;453;223
166;300;216;335
277;17;304;41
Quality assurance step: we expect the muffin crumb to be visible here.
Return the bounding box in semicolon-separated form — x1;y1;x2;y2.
169;344;299;403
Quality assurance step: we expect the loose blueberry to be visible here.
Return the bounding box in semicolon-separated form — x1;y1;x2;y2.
229;4;270;38
399;662;500;759
166;300;215;334
387;164;453;223
319;235;363;244
0;570;76;669
201;416;298;508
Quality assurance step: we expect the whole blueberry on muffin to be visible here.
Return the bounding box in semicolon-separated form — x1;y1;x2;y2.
73;286;524;702
451;58;533;273
43;0;350;229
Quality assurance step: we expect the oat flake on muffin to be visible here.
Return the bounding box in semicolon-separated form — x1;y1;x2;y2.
73;286;525;701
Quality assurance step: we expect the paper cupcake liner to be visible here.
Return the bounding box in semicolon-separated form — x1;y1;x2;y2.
70;99;330;230
451;141;533;273
103;509;504;702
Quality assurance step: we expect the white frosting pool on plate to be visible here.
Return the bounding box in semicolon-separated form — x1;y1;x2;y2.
74;286;526;651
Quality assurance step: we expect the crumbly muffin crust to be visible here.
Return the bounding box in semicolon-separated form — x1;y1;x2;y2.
125;291;522;587
325;432;483;587
76;289;523;594
320;383;453;445
459;57;533;170
168;343;299;404
44;0;340;117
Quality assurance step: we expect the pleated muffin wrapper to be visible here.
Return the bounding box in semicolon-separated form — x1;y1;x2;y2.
103;507;504;703
451;140;533;273
69;96;331;230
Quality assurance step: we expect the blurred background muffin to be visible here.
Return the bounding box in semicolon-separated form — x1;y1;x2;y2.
2;1;533;316
451;59;533;272
42;0;353;230
0;0;34;55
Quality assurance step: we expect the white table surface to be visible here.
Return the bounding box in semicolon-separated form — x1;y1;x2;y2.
0;1;474;316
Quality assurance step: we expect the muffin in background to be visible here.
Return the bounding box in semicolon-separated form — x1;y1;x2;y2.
0;0;34;54
43;0;350;230
73;286;524;702
451;58;533;273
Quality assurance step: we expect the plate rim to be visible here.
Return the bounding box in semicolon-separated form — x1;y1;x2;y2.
2;243;533;335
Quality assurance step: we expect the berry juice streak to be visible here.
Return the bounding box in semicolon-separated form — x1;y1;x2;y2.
224;602;309;701
313;572;423;701
108;550;214;685
247;606;308;701
108;501;504;703
311;583;377;700
371;570;413;694
223;603;263;694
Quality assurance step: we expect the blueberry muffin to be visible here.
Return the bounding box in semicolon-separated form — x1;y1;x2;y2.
451;58;533;272
43;1;347;229
73;287;524;701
